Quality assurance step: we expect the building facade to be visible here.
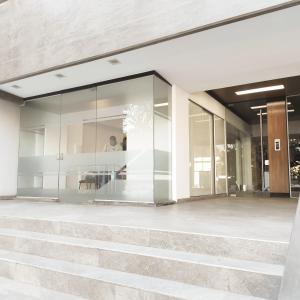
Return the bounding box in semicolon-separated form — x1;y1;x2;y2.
1;0;300;204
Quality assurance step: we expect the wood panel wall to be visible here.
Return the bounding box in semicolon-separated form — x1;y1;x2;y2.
267;101;289;194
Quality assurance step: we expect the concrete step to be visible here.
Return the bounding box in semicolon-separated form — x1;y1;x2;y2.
0;228;283;299
0;216;288;264
0;249;268;300
0;276;87;300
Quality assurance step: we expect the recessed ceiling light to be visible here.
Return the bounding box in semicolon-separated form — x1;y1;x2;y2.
236;85;284;95
11;84;21;89
251;105;267;110
108;58;121;65
55;73;66;78
154;102;168;107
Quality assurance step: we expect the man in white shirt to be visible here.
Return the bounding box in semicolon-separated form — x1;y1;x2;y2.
103;135;122;152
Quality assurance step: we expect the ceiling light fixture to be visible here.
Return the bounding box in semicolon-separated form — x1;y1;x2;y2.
236;85;284;96
11;84;21;89
154;102;168;107
108;58;121;65
251;105;267;110
55;73;66;78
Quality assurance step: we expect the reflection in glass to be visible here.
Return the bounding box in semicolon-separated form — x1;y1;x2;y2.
189;102;213;196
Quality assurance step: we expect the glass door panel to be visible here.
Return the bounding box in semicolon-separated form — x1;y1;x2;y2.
189;101;214;196
95;76;154;202
214;116;226;194
287;95;300;198
18;95;61;199
59;88;97;203
226;123;243;194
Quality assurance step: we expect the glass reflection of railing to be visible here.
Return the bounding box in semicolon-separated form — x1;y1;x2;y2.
79;164;126;190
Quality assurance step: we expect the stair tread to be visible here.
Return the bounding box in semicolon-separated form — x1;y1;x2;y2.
0;227;284;276
0;249;267;300
0;276;86;300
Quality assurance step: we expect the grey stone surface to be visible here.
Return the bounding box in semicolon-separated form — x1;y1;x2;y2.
0;228;284;298
279;198;300;300
0;276;87;299
0;249;267;300
0;217;289;264
0;197;295;299
0;197;295;241
0;0;296;82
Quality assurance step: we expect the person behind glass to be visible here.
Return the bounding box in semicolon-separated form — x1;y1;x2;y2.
103;135;122;152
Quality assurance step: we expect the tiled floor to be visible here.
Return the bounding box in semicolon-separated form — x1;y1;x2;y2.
0;197;297;242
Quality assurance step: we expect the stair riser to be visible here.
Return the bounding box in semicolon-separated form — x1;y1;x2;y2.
0;216;287;264
0;260;180;300
0;234;281;299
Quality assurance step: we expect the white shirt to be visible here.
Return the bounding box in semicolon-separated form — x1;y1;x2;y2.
103;143;122;152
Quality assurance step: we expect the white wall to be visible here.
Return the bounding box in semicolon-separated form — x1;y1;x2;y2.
0;98;20;196
225;109;251;135
172;85;190;200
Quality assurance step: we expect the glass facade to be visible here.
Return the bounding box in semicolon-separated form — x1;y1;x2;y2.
17;74;172;204
214;116;226;194
189;101;227;196
287;95;300;198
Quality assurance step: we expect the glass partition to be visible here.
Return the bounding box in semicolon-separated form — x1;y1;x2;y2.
214;116;226;194
226;123;243;194
18;95;61;198
189;101;214;196
287;95;300;198
95;76;154;203
17;74;172;204
153;76;172;204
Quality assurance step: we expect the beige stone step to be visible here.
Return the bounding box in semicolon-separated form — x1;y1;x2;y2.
0;216;288;264
0;249;268;300
0;228;282;299
0;276;87;300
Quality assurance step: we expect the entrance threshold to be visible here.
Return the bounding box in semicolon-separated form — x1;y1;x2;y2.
16;196;59;203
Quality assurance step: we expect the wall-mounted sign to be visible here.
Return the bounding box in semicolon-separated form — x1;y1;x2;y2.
274;139;281;151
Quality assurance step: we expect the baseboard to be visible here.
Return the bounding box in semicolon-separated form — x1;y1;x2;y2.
0;195;16;200
177;194;227;203
15;196;59;202
270;192;290;198
94;199;155;207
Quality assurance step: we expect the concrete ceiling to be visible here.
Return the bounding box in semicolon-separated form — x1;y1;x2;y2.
1;5;300;98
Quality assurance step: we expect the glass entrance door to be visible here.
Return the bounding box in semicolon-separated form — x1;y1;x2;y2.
189;101;214;196
287;95;300;198
58;88;97;203
18;95;61;199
